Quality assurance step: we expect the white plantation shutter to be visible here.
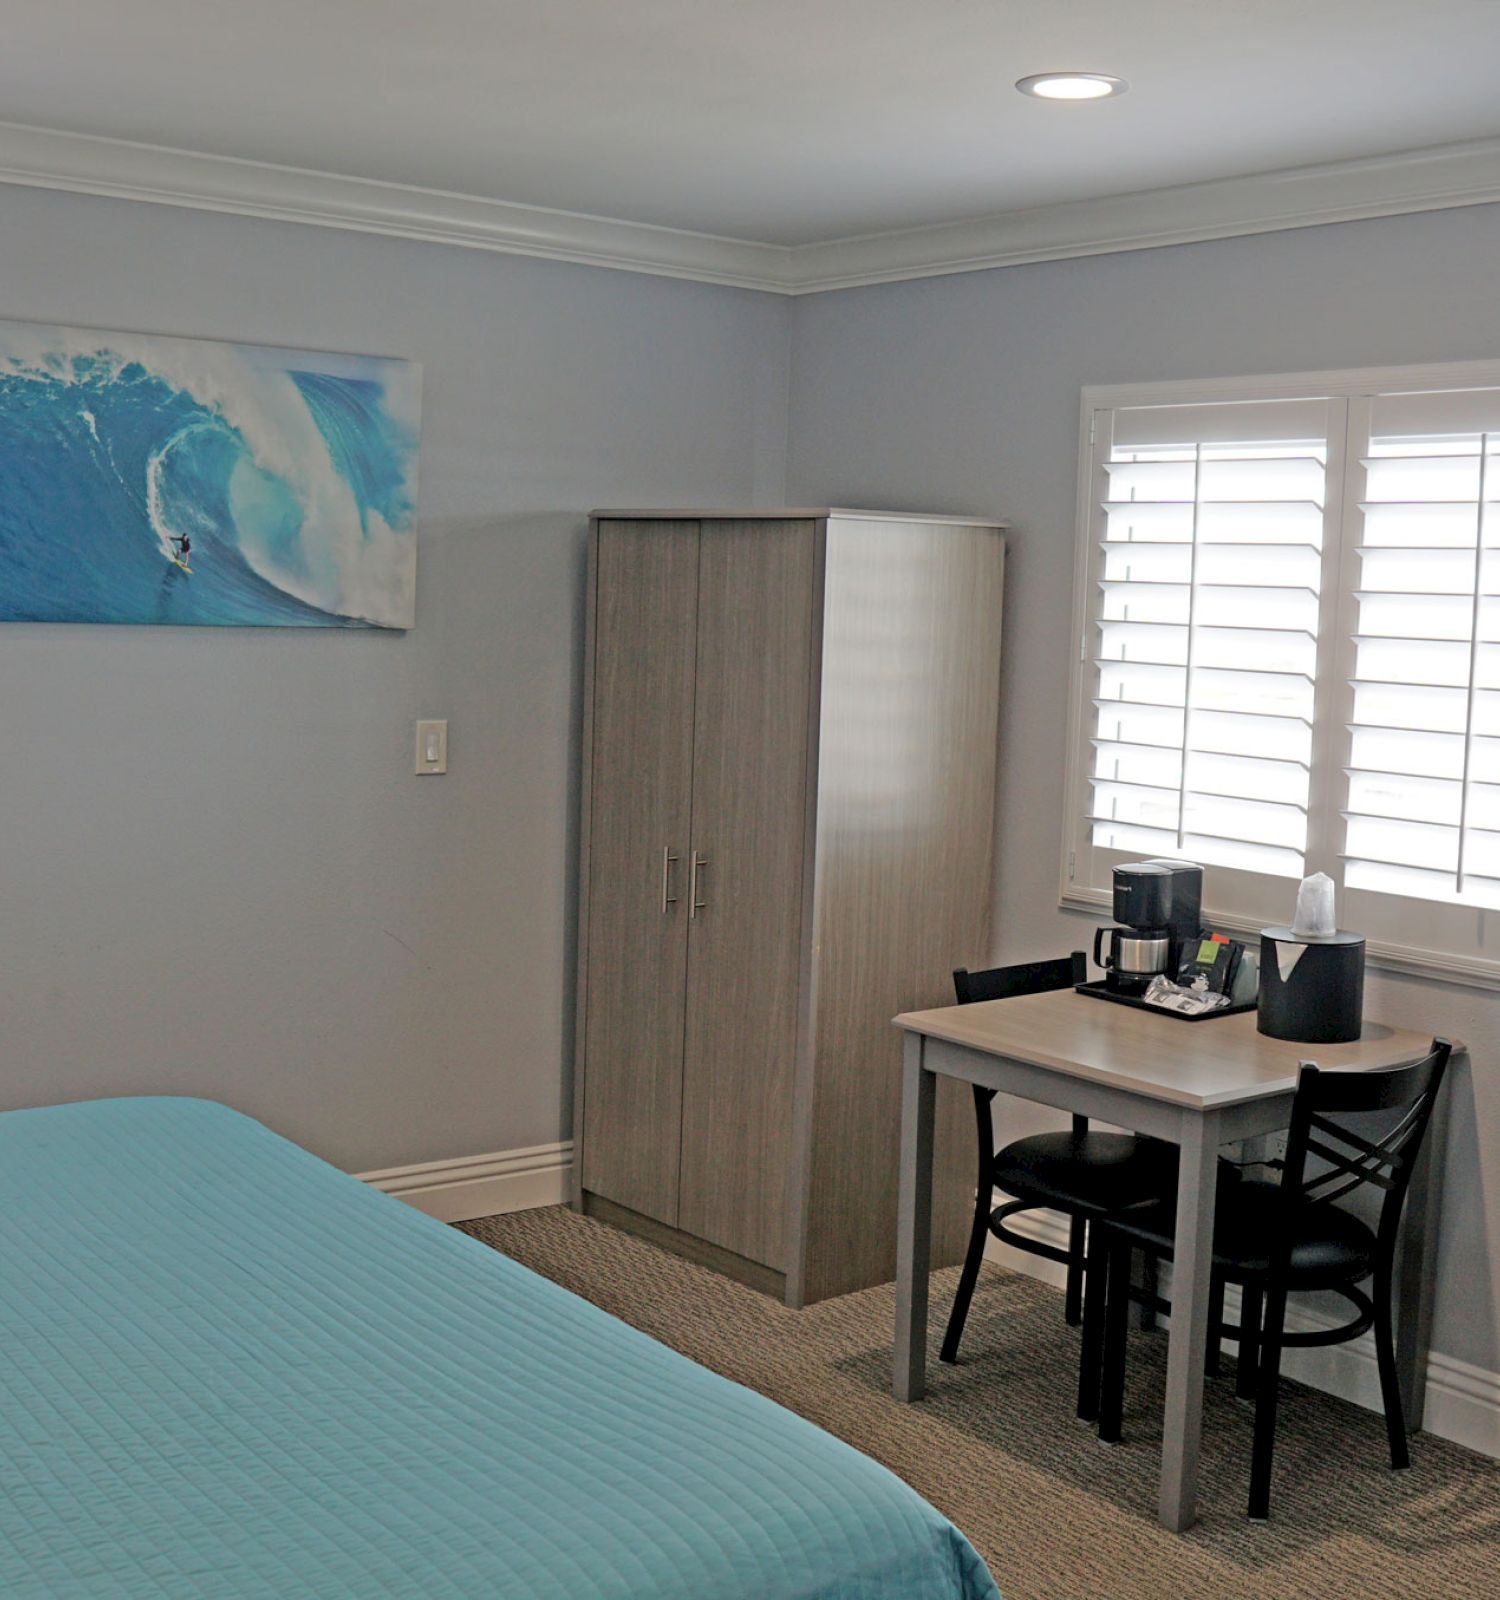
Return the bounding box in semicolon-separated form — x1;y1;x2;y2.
1067;364;1500;983
1344;388;1500;912
1087;398;1333;885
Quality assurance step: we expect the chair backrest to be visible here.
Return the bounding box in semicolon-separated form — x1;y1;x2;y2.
1279;1038;1453;1247
953;952;1086;1006
954;954;1091;1142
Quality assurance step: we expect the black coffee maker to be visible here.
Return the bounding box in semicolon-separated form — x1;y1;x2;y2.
1093;860;1204;993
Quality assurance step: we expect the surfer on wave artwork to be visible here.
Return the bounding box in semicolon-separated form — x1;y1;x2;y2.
0;319;422;629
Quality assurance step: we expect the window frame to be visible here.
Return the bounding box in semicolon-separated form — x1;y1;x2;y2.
1060;356;1500;993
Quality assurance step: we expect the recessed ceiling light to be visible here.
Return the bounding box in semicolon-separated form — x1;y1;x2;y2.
1015;72;1127;101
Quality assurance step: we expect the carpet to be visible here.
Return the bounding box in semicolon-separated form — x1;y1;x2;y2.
458;1206;1500;1600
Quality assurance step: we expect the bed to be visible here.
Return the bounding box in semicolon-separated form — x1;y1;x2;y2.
0;1097;999;1599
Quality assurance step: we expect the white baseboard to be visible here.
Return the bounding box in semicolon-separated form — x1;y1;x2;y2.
983;1210;1500;1461
357;1141;573;1223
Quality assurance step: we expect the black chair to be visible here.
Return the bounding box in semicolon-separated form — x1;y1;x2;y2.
1095;1037;1453;1521
939;954;1181;1378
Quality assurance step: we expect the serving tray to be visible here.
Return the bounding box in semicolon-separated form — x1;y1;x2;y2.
1074;978;1257;1023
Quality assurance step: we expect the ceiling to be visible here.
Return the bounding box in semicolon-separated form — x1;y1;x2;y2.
6;0;1500;247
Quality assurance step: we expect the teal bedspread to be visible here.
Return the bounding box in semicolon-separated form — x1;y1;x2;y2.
0;1098;999;1599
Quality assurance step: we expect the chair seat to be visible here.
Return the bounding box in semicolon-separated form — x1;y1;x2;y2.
993;1131;1178;1217
1107;1178;1378;1286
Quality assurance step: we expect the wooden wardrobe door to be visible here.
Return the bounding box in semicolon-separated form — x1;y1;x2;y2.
579;519;700;1226
677;519;817;1267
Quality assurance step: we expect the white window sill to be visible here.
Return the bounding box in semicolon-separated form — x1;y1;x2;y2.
1059;886;1500;994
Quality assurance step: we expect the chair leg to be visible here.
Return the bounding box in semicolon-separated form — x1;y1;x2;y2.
1372;1261;1410;1471
1099;1237;1134;1443
939;1184;993;1365
1206;1272;1225;1377
1063;1214;1086;1327
1248;1282;1289;1521
1236;1281;1263;1402
1137;1253;1159;1332
1076;1221;1111;1423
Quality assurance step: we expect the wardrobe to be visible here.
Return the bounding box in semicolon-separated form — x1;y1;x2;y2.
573;509;1005;1305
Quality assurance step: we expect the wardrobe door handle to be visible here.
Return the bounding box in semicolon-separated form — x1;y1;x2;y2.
689;853;709;919
661;847;680;913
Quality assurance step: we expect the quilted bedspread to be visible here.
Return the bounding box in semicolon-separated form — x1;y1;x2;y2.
0;1097;1000;1599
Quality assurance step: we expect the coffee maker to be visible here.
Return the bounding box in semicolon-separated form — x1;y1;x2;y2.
1092;860;1204;993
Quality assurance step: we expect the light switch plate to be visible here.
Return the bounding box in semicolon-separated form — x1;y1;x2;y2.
415;719;448;774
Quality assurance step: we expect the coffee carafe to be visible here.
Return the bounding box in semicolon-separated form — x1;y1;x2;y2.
1093;860;1204;993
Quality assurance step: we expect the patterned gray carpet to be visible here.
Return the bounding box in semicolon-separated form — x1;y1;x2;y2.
458;1205;1500;1600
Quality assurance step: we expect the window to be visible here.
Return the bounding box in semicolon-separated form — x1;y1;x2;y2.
1062;361;1500;987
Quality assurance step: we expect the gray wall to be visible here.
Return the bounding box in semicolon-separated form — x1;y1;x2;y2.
0;181;790;1172
785;202;1500;1371
4;172;1497;1373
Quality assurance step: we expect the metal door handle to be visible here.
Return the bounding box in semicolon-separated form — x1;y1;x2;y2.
661;847;679;913
689;852;708;918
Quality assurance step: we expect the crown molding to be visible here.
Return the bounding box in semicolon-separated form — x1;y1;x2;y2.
787;136;1500;292
2;119;1499;297
0;120;796;292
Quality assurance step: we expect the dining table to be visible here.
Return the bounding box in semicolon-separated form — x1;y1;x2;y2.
890;988;1450;1531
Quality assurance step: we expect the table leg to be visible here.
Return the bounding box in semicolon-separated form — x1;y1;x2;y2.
894;1031;935;1403
1397;1061;1453;1431
1158;1107;1221;1532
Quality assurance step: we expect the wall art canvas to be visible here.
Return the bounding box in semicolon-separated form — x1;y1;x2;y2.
0;320;420;628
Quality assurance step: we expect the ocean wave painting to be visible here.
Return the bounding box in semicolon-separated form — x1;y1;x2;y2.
0;320;421;628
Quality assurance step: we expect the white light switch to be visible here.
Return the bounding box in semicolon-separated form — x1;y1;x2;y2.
415;719;448;774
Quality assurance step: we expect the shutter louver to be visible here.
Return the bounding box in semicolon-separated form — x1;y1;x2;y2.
1344;393;1500;910
1090;401;1330;880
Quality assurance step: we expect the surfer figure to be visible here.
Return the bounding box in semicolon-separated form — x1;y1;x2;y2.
172;534;192;565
